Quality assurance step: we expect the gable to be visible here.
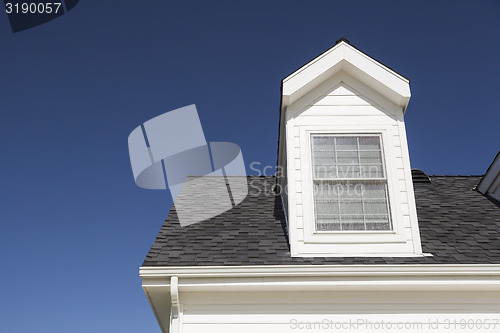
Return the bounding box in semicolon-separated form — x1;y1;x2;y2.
281;40;410;113
293;82;399;119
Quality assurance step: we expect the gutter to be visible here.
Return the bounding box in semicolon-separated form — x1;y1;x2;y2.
141;264;500;293
141;264;500;278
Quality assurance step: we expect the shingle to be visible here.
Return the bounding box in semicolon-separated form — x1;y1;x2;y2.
142;175;500;266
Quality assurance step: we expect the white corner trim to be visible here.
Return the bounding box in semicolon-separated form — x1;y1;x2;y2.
280;193;289;231
397;115;424;254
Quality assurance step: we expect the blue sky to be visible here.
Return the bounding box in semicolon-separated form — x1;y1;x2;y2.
0;1;499;332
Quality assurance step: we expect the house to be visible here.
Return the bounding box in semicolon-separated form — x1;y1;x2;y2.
140;39;500;333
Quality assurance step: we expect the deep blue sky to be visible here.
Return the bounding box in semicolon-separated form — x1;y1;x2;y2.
0;1;499;332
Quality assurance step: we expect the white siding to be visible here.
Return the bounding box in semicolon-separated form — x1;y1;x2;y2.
180;290;500;333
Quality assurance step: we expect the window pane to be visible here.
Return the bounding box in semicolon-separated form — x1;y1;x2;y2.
359;136;381;150
337;164;360;178
315;201;340;215
337;184;362;200
339;201;363;214
362;183;387;199
360;165;383;178
314;166;337;178
313;136;335;149
314;183;341;199
337;150;359;164
366;222;391;230
335;137;357;150
365;215;390;224
342;222;365;230
364;201;388;215
313;138;336;178
359;150;382;164
317;221;341;231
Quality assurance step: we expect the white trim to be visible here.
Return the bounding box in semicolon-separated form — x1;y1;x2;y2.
141;264;500;293
279;193;289;230
308;131;394;234
141;264;500;278
287;73;401;119
283;42;409;84
295;124;421;256
285;109;299;256
397;113;424;253
282;41;410;111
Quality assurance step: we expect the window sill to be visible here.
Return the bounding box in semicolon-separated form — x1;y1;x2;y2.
294;240;425;257
304;231;407;244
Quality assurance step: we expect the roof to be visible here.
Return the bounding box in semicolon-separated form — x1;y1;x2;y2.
143;175;500;266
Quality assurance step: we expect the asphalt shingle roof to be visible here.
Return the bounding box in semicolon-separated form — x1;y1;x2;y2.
143;175;500;266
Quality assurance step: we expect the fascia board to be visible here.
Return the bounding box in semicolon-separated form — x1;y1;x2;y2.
341;58;410;110
282;42;344;84
283;55;344;105
158;281;500;293
140;264;500;278
282;42;410;110
342;45;410;97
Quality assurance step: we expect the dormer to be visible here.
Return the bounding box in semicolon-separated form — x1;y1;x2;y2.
277;39;424;257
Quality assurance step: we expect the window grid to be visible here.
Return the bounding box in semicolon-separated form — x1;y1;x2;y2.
312;134;392;232
314;182;390;231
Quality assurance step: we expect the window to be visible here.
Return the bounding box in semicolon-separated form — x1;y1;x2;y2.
311;134;392;231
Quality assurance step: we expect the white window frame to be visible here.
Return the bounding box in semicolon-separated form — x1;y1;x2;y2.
300;125;408;245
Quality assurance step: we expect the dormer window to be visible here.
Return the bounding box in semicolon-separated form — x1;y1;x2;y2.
277;39;424;257
312;134;392;232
